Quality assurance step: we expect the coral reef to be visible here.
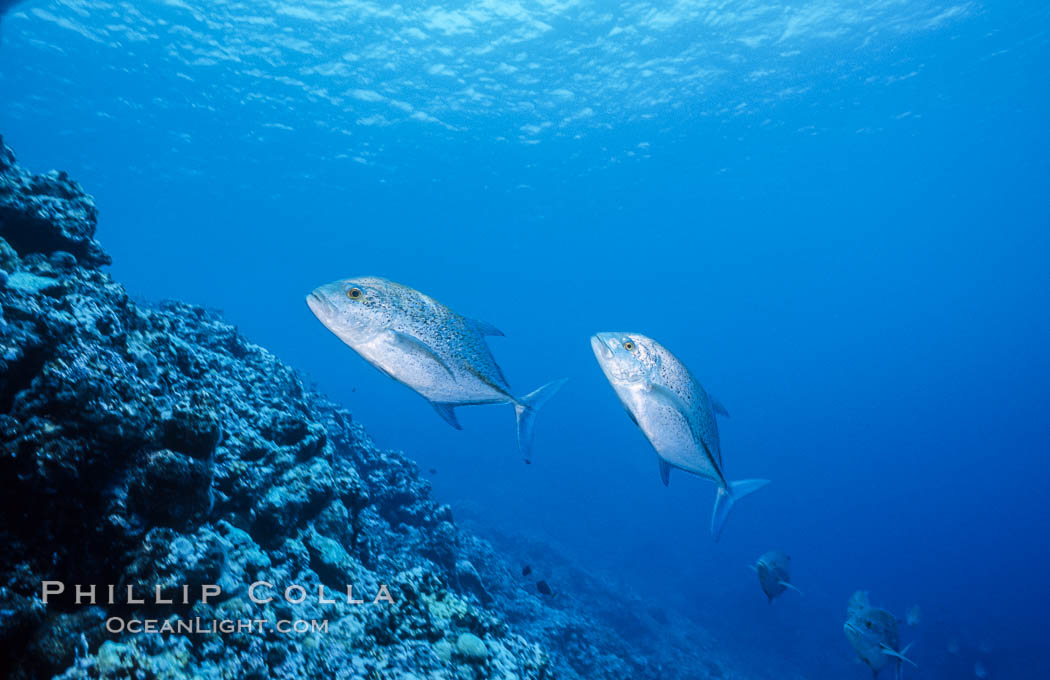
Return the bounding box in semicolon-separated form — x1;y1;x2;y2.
453;517;729;680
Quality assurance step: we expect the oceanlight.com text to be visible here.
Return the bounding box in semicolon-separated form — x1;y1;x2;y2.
105;617;329;635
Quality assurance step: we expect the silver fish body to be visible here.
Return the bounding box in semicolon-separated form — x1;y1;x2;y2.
590;332;769;539
308;276;564;461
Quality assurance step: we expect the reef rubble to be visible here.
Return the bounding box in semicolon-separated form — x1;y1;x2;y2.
0;135;788;680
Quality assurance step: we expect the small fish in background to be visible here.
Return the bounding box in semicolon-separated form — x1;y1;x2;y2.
843;591;916;679
947;639;960;655
750;550;803;603
536;580;554;597
521;565;532;577
307;276;566;463
905;604;920;627
974;660;988;678
590;332;769;539
427;468;437;475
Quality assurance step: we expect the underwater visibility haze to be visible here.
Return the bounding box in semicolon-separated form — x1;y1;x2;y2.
1;0;1049;678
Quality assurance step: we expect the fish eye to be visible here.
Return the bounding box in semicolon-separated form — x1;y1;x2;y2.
623;341;635;351
347;287;362;300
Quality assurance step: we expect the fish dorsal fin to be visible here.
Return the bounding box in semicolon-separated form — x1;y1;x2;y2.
431;402;462;430
658;458;671;486
469;317;504;337
710;396;729;417
387;330;455;379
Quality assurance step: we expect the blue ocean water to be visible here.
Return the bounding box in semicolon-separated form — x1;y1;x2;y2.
2;0;1048;677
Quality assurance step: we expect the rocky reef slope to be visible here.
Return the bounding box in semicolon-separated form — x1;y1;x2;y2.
0;136;773;680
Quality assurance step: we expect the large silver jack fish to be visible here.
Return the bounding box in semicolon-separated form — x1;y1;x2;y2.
307;276;566;462
590;332;769;539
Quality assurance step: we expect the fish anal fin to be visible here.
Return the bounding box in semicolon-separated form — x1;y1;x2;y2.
388;330;455;379
658;458;671;486
431;402;462;430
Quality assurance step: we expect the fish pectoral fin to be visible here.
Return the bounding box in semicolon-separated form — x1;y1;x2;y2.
658;458;671;486
468;317;505;337
648;382;692;418
431;402;463;430
880;644;917;667
710;395;730;418
387;330;456;379
748;564;758;573
780;581;804;596
647;382;704;446
623;406;639;426
648;382;723;468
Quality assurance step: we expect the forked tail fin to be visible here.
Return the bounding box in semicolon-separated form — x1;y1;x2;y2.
710;478;770;540
514;379;567;463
